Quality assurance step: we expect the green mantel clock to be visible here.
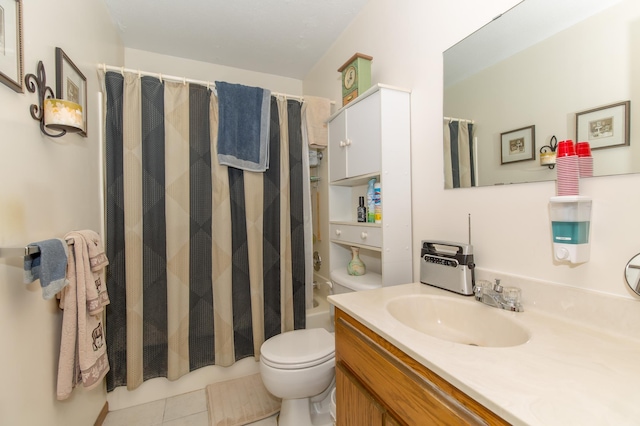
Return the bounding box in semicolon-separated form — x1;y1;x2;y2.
338;53;373;106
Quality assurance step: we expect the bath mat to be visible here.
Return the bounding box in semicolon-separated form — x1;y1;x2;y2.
206;373;281;426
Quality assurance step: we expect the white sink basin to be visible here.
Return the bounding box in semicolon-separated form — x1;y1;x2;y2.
386;295;530;347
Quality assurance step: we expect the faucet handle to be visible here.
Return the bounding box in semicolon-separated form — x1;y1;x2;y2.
474;280;491;300
503;286;522;307
474;284;483;300
493;278;503;293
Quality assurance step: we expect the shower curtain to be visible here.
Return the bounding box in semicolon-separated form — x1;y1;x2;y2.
443;119;476;188
102;71;307;391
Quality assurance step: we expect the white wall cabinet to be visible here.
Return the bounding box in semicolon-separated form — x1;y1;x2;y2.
328;85;412;287
328;91;382;181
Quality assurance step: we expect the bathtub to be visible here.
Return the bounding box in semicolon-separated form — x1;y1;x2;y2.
306;281;333;331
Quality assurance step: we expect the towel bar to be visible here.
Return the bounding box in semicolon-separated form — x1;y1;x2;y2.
0;239;74;258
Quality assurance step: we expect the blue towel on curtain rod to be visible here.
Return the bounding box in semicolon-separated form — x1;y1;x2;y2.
23;238;69;300
215;81;271;172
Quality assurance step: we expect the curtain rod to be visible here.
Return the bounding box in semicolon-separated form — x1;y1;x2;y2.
444;116;475;124
98;63;335;105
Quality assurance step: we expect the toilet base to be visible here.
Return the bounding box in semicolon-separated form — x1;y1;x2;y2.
277;389;334;426
278;398;312;426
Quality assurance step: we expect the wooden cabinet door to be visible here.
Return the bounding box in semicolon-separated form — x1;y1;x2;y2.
336;363;384;426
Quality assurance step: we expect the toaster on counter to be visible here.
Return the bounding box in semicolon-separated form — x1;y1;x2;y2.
419;240;475;295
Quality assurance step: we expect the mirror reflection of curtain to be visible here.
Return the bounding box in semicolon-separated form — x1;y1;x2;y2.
443;118;476;188
101;71;307;391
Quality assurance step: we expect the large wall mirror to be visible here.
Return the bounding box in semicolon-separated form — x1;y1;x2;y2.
443;0;640;189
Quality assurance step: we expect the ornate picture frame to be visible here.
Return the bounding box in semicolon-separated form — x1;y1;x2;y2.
576;101;630;150
56;47;87;137
0;0;23;93
500;125;535;164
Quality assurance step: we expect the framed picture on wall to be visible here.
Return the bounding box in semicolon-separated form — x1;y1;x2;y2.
0;0;24;93
500;125;535;164
576;101;630;150
55;47;87;137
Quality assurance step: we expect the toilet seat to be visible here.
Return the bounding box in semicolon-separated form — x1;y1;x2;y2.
261;328;335;370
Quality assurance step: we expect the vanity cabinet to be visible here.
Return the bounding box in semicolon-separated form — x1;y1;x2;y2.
328;85;412;287
335;308;510;426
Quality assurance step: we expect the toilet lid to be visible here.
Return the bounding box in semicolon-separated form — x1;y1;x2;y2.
261;328;335;370
330;269;382;292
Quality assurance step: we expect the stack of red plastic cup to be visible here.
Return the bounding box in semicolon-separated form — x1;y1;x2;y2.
556;140;579;196
576;141;593;178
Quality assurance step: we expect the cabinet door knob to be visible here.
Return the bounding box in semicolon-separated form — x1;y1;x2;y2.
335;229;342;236
345;138;352;146
361;232;368;240
339;140;346;147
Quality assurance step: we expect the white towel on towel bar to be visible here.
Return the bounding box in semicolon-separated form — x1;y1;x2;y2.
56;230;110;400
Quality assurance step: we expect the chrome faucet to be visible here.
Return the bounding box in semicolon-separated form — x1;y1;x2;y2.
474;279;523;312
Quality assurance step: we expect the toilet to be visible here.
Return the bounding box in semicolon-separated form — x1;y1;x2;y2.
259;269;381;426
260;328;335;426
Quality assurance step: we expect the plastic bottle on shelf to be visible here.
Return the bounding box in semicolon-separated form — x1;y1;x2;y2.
374;183;382;223
357;196;366;222
367;178;376;223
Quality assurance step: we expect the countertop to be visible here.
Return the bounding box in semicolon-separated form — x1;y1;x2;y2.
328;282;640;426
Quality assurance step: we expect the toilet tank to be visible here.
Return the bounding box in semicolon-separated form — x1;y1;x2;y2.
330;269;382;294
329;269;382;327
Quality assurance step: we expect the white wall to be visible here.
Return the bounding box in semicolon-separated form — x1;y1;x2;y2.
0;0;123;424
304;0;640;300
124;48;303;95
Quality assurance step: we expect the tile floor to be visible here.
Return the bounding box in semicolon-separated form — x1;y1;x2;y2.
103;389;277;426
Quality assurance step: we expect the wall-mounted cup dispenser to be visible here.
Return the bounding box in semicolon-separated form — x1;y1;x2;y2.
549;195;592;263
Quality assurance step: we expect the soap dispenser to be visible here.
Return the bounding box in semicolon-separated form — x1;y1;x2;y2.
549;195;592;263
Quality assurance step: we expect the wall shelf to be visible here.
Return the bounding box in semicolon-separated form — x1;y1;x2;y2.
327;85;412;286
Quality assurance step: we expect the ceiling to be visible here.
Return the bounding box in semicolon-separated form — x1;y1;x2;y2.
102;0;370;80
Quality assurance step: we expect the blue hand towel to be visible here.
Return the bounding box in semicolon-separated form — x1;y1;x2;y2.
24;238;69;300
216;81;271;172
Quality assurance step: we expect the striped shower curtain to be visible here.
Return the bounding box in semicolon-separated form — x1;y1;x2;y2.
443;119;476;189
102;71;307;391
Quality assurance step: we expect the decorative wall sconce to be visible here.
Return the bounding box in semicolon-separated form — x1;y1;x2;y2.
24;61;83;138
539;135;558;169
